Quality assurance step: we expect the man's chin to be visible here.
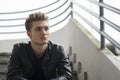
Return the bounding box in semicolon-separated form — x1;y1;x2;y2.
41;41;48;45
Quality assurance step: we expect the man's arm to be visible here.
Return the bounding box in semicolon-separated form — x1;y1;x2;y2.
6;44;27;80
52;45;72;80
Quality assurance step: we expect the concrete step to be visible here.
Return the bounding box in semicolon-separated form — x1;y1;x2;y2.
0;53;10;64
0;69;7;80
0;53;10;79
0;64;8;71
0;53;10;63
0;74;6;80
0;69;7;74
0;53;10;80
0;53;10;72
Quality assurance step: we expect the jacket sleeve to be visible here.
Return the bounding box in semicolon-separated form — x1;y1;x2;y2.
6;44;28;80
51;45;72;80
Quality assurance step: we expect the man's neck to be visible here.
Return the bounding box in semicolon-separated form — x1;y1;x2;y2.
31;42;48;57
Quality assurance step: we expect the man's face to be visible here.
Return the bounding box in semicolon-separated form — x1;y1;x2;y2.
27;20;49;46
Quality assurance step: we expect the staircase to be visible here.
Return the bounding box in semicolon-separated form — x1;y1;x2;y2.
0;53;10;80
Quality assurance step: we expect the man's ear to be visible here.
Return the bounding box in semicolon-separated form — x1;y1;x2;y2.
27;31;31;38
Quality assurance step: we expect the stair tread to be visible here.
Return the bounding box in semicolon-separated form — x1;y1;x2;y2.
0;69;7;74
0;53;11;56
0;59;10;64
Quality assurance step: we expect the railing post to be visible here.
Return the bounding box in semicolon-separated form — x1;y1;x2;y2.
99;0;105;49
70;0;73;18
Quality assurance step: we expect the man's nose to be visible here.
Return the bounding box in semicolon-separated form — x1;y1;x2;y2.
41;29;46;34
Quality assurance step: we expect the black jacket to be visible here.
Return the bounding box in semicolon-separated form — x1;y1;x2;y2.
6;41;72;80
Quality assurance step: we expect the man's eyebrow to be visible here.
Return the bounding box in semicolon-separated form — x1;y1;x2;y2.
35;26;49;29
36;26;48;28
35;26;41;28
35;26;42;29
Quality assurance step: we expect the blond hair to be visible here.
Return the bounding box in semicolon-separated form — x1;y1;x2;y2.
25;12;49;31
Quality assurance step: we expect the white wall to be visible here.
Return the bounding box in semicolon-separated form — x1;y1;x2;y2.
0;19;120;80
0;38;29;53
67;19;120;80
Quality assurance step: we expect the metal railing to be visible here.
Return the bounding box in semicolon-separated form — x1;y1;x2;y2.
0;0;71;34
0;0;119;53
71;0;120;51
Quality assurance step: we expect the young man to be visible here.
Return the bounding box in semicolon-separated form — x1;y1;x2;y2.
6;12;72;80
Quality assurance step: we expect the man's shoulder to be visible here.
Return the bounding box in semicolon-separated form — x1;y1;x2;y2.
48;41;64;53
13;41;30;49
48;41;63;49
48;41;67;58
11;41;31;56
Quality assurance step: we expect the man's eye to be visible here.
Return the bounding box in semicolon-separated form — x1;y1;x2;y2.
35;28;41;31
45;27;49;31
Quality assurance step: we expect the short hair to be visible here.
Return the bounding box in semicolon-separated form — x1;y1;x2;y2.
25;12;49;31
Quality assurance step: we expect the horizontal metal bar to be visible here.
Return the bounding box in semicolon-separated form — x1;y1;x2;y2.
73;9;100;33
46;0;69;14
73;0;99;18
100;31;120;50
49;3;70;20
100;2;120;14
100;17;120;32
0;12;71;33
0;0;60;14
0;0;70;27
0;0;69;21
0;24;24;27
0;18;26;21
73;0;120;51
88;0;120;14
0;31;26;34
88;0;99;5
50;12;71;27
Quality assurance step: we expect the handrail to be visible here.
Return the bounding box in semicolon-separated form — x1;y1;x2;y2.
0;0;60;14
72;0;120;50
0;0;69;21
88;0;120;14
0;12;71;34
46;0;69;14
100;31;120;50
72;9;100;33
0;31;26;34
50;12;71;27
49;3;71;20
100;17;120;32
0;0;70;27
72;0;120;32
0;18;26;21
0;0;71;34
72;1;99;18
0;24;24;27
100;2;120;14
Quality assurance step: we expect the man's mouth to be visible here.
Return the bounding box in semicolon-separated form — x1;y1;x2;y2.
41;37;47;40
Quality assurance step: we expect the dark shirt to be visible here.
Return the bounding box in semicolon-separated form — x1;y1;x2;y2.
31;51;46;80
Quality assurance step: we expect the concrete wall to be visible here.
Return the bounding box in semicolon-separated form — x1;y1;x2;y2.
0;19;120;80
67;19;120;80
